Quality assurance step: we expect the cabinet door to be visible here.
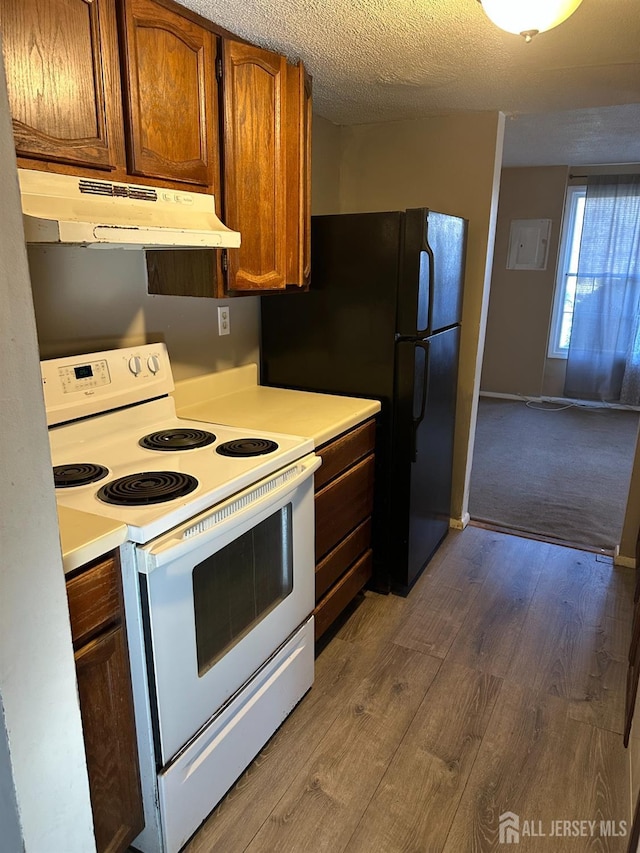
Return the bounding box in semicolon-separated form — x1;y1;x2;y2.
223;40;287;291
75;625;144;853
283;61;312;289
119;0;219;190
0;0;125;170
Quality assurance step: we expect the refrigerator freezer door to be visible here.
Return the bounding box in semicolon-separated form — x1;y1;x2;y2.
394;326;460;591
397;209;467;337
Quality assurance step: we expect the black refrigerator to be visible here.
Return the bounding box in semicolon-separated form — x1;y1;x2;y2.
260;208;467;594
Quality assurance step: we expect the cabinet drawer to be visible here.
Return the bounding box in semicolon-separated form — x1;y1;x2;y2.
66;555;120;647
315;419;376;491
314;550;372;641
315;518;372;601
315;454;375;561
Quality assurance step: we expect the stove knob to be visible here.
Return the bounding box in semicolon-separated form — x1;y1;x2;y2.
128;355;142;376
147;355;160;374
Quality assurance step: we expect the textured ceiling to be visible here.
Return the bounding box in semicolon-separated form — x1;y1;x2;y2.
181;0;640;166
501;103;640;167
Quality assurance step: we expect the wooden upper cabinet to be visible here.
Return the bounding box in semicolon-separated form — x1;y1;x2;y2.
0;0;126;170
223;40;287;292
302;70;312;285
118;0;220;191
1;0;311;294
284;60;311;289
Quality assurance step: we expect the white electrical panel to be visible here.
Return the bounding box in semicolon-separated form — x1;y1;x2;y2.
507;219;552;270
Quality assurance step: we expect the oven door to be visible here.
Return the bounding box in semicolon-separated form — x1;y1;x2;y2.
136;452;320;766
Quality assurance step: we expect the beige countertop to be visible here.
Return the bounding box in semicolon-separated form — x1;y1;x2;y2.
57;505;128;575
173;364;381;448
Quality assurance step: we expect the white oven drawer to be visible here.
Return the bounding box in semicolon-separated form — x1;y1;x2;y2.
158;617;314;853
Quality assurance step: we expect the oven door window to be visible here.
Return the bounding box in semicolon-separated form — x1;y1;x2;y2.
192;503;293;676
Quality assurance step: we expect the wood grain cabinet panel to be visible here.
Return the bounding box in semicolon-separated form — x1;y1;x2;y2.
66;555;120;647
66;552;143;853
146;247;224;297
118;0;219;189
222;39;287;291
315;420;376;491
312;421;377;641
302;69;312;285
0;0;126;170
75;625;144;853
315;453;375;562
314;550;373;641
316;518;372;600
283;60;311;289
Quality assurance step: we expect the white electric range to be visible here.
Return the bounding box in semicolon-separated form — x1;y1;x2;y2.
43;344;320;853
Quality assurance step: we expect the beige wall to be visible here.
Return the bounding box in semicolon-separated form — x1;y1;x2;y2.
481;166;568;396
311;115;342;215
28;247;260;382
336;111;506;522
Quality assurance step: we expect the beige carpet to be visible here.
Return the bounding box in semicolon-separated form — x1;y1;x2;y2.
469;397;640;550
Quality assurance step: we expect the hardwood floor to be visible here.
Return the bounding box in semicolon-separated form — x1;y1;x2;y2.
182;526;633;852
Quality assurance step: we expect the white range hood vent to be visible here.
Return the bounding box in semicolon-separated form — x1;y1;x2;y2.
18;168;241;250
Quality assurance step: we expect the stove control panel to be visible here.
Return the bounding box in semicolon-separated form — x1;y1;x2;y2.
42;343;174;426
59;358;111;393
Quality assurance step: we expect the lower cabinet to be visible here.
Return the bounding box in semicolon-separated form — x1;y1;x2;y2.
313;419;376;640
66;551;144;853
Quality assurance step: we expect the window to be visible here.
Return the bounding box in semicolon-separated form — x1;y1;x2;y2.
548;185;586;358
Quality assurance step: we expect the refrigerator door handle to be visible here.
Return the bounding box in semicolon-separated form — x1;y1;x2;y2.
416;243;435;338
411;341;430;463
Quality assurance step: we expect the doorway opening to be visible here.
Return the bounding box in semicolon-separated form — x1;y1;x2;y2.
470;170;640;553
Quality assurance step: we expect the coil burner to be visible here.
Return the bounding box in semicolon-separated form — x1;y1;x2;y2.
97;471;198;505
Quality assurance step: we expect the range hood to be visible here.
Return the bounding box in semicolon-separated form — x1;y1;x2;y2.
18;168;241;249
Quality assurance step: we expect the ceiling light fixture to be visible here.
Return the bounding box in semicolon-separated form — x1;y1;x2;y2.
477;0;584;42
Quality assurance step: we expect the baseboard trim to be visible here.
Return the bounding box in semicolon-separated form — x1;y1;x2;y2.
614;547;636;569
450;512;470;530
480;391;525;401
479;390;640;413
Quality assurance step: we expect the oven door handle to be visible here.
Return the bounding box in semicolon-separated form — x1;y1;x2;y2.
142;453;322;568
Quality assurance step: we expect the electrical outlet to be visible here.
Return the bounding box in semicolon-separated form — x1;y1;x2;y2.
217;306;230;336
